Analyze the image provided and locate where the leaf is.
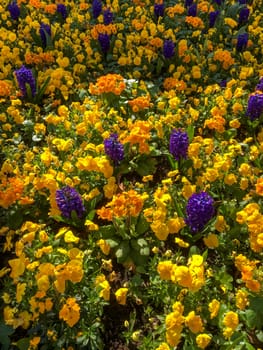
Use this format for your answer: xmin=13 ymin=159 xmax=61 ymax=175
xmin=136 ymin=156 xmax=157 ymax=176
xmin=136 ymin=213 xmax=150 ymax=235
xmin=115 ymin=241 xmax=130 ymax=263
xmin=0 ymin=323 xmax=14 ymax=350
xmin=105 ymin=238 xmax=119 ymax=248
xmin=16 ymin=338 xmax=30 ymax=350
xmin=244 ymin=309 xmax=257 ymax=328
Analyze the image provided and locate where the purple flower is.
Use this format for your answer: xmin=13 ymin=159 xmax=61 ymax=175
xmin=213 ymin=0 xmax=224 ymax=5
xmin=98 ymin=33 xmax=110 ymax=53
xmin=169 ymin=129 xmax=189 ymax=161
xmin=236 ymin=32 xmax=249 ymax=52
xmin=154 ymin=3 xmax=165 ymax=18
xmin=185 ymin=192 xmax=215 ymax=233
xmin=57 ymin=4 xmax=68 ymax=20
xmin=209 ymin=10 xmax=220 ymax=28
xmin=188 ymin=3 xmax=197 ymax=16
xmin=246 ymin=94 xmax=263 ymax=120
xmin=92 ymin=0 xmax=102 ymax=19
xmin=238 ymin=7 xmax=250 ymax=24
xmin=104 ymin=134 xmax=124 ymax=164
xmin=14 ymin=65 xmax=36 ymax=98
xmin=56 ymin=186 xmax=85 ymax=219
xmin=219 ymin=79 xmax=227 ymax=88
xmin=39 ymin=23 xmax=51 ymax=48
xmin=8 ymin=1 xmax=20 ymax=20
xmin=256 ymin=78 xmax=263 ymax=92
xmin=103 ymin=8 xmax=113 ymax=25
xmin=185 ymin=0 xmax=193 ymax=7
xmin=163 ymin=39 xmax=175 ymax=59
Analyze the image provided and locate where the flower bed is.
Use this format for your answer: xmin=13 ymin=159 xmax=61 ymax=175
xmin=0 ymin=0 xmax=263 ymax=349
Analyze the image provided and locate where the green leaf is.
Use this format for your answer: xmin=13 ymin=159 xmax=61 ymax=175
xmin=0 ymin=323 xmax=14 ymax=350
xmin=105 ymin=238 xmax=120 ymax=248
xmin=135 ymin=156 xmax=157 ymax=176
xmin=16 ymin=338 xmax=30 ymax=350
xmin=115 ymin=241 xmax=130 ymax=263
xmin=136 ymin=213 xmax=150 ymax=235
xmin=244 ymin=309 xmax=258 ymax=328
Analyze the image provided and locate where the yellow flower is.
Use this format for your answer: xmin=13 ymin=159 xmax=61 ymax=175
xmin=255 ymin=178 xmax=263 ymax=196
xmin=208 ymin=299 xmax=220 ymax=319
xmin=185 ymin=311 xmax=204 ymax=333
xmin=98 ymin=280 xmax=111 ymax=301
xmin=203 ymin=233 xmax=219 ymax=248
xmin=236 ymin=290 xmax=249 ymax=310
xmin=97 ymin=239 xmax=111 ymax=255
xmin=84 ymin=220 xmax=99 ymax=231
xmin=156 ymin=342 xmax=170 ymax=350
xmin=59 ymin=298 xmax=80 ymax=327
xmin=157 ymin=261 xmax=174 ymax=280
xmin=115 ymin=287 xmax=128 ymax=305
xmin=9 ymin=256 xmax=25 ymax=280
xmin=37 ymin=275 xmax=50 ymax=292
xmin=29 ymin=336 xmax=41 ymax=349
xmin=16 ymin=283 xmax=27 ymax=303
xmin=64 ymin=230 xmax=80 ymax=244
xmin=222 ymin=311 xmax=239 ymax=339
xmin=196 ymin=333 xmax=212 ymax=349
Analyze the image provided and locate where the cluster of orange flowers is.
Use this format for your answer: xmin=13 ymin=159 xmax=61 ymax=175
xmin=97 ymin=189 xmax=148 ymax=221
xmin=128 ymin=95 xmax=152 ymax=112
xmin=25 ymin=52 xmax=55 ymax=66
xmin=89 ymin=74 xmax=126 ymax=96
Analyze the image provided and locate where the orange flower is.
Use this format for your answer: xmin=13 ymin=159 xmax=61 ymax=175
xmin=89 ymin=74 xmax=126 ymax=95
xmin=128 ymin=95 xmax=152 ymax=112
xmin=0 ymin=177 xmax=24 ymax=209
xmin=255 ymin=178 xmax=263 ymax=196
xmin=59 ymin=298 xmax=80 ymax=327
xmin=163 ymin=78 xmax=187 ymax=91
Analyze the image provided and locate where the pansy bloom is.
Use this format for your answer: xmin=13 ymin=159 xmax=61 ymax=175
xmin=185 ymin=192 xmax=215 ymax=233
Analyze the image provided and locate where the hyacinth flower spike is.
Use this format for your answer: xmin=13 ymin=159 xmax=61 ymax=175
xmin=56 ymin=186 xmax=85 ymax=220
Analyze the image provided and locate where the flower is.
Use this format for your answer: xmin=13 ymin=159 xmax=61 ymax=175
xmin=185 ymin=311 xmax=204 ymax=333
xmin=187 ymin=3 xmax=197 ymax=16
xmin=209 ymin=10 xmax=220 ymax=28
xmin=196 ymin=334 xmax=212 ymax=349
xmin=115 ymin=287 xmax=128 ymax=305
xmin=57 ymin=4 xmax=68 ymax=20
xmin=185 ymin=192 xmax=215 ymax=233
xmin=238 ymin=7 xmax=249 ymax=24
xmin=92 ymin=0 xmax=102 ymax=19
xmin=103 ymin=8 xmax=113 ymax=25
xmin=39 ymin=23 xmax=51 ymax=48
xmin=8 ymin=1 xmax=20 ymax=20
xmin=55 ymin=186 xmax=85 ymax=219
xmin=256 ymin=78 xmax=263 ymax=92
xmin=59 ymin=297 xmax=80 ymax=327
xmin=98 ymin=33 xmax=111 ymax=53
xmin=236 ymin=33 xmax=249 ymax=52
xmin=163 ymin=40 xmax=175 ymax=59
xmin=14 ymin=66 xmax=36 ymax=98
xmin=222 ymin=311 xmax=239 ymax=339
xmin=154 ymin=3 xmax=165 ymax=18
xmin=169 ymin=129 xmax=189 ymax=161
xmin=246 ymin=94 xmax=263 ymax=120
xmin=104 ymin=133 xmax=124 ymax=164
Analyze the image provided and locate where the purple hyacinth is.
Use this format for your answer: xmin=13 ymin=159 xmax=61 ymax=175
xmin=39 ymin=23 xmax=51 ymax=48
xmin=56 ymin=186 xmax=85 ymax=219
xmin=169 ymin=129 xmax=189 ymax=161
xmin=256 ymin=78 xmax=263 ymax=92
xmin=104 ymin=134 xmax=124 ymax=164
xmin=103 ymin=8 xmax=113 ymax=25
xmin=98 ymin=33 xmax=110 ymax=53
xmin=188 ymin=3 xmax=197 ymax=16
xmin=92 ymin=0 xmax=102 ymax=19
xmin=185 ymin=0 xmax=193 ymax=7
xmin=236 ymin=33 xmax=249 ymax=52
xmin=14 ymin=65 xmax=36 ymax=98
xmin=246 ymin=94 xmax=263 ymax=120
xmin=163 ymin=39 xmax=175 ymax=59
xmin=57 ymin=4 xmax=68 ymax=20
xmin=209 ymin=10 xmax=220 ymax=28
xmin=8 ymin=1 xmax=20 ymax=20
xmin=238 ymin=7 xmax=250 ymax=24
xmin=154 ymin=3 xmax=165 ymax=18
xmin=185 ymin=192 xmax=215 ymax=233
